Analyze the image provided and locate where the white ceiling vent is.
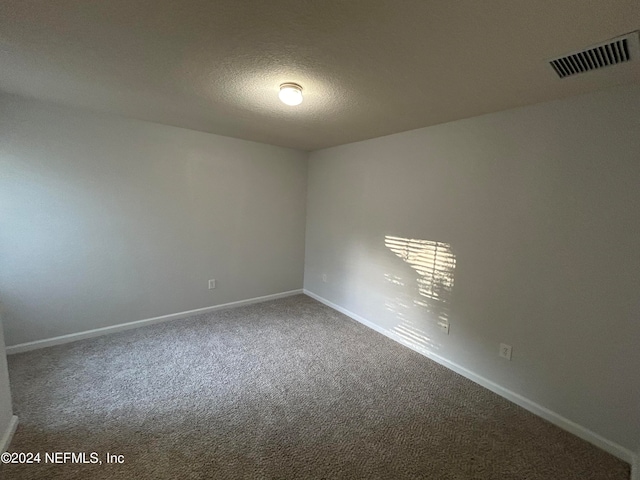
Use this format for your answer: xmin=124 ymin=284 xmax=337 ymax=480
xmin=549 ymin=31 xmax=640 ymax=78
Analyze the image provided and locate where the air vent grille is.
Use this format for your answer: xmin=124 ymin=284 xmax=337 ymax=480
xmin=549 ymin=33 xmax=638 ymax=78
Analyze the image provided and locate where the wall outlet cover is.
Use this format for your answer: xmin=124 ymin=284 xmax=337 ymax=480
xmin=499 ymin=343 xmax=512 ymax=360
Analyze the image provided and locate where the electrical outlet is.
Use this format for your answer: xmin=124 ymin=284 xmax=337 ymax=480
xmin=322 ymin=274 xmax=328 ymax=283
xmin=437 ymin=321 xmax=450 ymax=335
xmin=208 ymin=279 xmax=216 ymax=290
xmin=499 ymin=343 xmax=512 ymax=360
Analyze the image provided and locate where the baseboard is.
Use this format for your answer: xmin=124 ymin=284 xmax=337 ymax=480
xmin=303 ymin=289 xmax=635 ymax=465
xmin=632 ymin=453 xmax=640 ymax=480
xmin=7 ymin=289 xmax=303 ymax=355
xmin=0 ymin=415 xmax=18 ymax=453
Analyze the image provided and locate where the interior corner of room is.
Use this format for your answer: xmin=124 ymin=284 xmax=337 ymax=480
xmin=0 ymin=1 xmax=639 ymax=478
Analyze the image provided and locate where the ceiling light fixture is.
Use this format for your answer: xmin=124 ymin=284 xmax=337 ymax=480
xmin=278 ymin=83 xmax=303 ymax=106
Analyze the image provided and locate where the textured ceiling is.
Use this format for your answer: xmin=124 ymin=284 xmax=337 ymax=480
xmin=1 ymin=0 xmax=639 ymax=151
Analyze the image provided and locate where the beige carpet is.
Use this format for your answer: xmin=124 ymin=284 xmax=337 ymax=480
xmin=1 ymin=295 xmax=630 ymax=479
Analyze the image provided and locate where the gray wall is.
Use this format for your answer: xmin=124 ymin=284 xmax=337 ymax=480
xmin=304 ymin=84 xmax=640 ymax=452
xmin=0 ymin=94 xmax=308 ymax=346
xmin=0 ymin=313 xmax=13 ymax=448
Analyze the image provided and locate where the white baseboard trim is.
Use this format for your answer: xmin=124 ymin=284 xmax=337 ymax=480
xmin=303 ymin=289 xmax=635 ymax=465
xmin=7 ymin=289 xmax=303 ymax=355
xmin=0 ymin=415 xmax=18 ymax=453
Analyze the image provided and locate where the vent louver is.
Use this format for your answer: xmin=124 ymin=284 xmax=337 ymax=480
xmin=549 ymin=32 xmax=639 ymax=78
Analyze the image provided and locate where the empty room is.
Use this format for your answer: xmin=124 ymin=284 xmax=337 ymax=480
xmin=1 ymin=1 xmax=639 ymax=479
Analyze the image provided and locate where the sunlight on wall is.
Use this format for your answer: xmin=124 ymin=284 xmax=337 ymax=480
xmin=383 ymin=236 xmax=457 ymax=352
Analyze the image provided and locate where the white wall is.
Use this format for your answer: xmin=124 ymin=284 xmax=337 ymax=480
xmin=304 ymin=84 xmax=640 ymax=454
xmin=0 ymin=94 xmax=308 ymax=346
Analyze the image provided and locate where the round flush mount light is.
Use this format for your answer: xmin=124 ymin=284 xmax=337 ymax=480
xmin=278 ymin=82 xmax=303 ymax=106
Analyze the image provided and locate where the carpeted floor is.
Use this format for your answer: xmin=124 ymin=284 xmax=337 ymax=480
xmin=1 ymin=295 xmax=630 ymax=479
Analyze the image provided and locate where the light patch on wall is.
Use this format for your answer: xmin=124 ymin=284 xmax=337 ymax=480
xmin=384 ymin=236 xmax=456 ymax=350
xmin=383 ymin=273 xmax=404 ymax=286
